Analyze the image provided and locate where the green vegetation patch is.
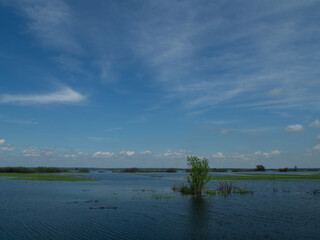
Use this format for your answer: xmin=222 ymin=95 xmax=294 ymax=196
xmin=0 ymin=173 xmax=94 ymax=181
xmin=0 ymin=166 xmax=69 ymax=173
xmin=209 ymin=174 xmax=320 ymax=180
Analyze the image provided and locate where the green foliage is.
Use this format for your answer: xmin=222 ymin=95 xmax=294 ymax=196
xmin=255 ymin=165 xmax=266 ymax=171
xmin=186 ymin=155 xmax=210 ymax=196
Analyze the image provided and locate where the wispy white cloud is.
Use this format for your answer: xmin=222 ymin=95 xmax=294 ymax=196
xmin=22 ymin=146 xmax=40 ymax=157
xmin=131 ymin=0 xmax=320 ymax=113
xmin=106 ymin=127 xmax=122 ymax=132
xmin=54 ymin=54 xmax=84 ymax=72
xmin=268 ymin=88 xmax=282 ymax=96
xmin=0 ymin=146 xmax=15 ymax=152
xmin=220 ymin=129 xmax=229 ymax=135
xmin=140 ymin=150 xmax=152 ymax=154
xmin=212 ymin=152 xmax=225 ymax=158
xmin=96 ymin=60 xmax=118 ymax=84
xmin=158 ymin=150 xmax=189 ymax=159
xmin=271 ymin=150 xmax=281 ymax=155
xmin=88 ymin=136 xmax=112 ymax=141
xmin=119 ymin=151 xmax=135 ymax=156
xmin=285 ymin=124 xmax=304 ymax=133
xmin=309 ymin=119 xmax=320 ymax=128
xmin=13 ymin=0 xmax=82 ymax=54
xmin=92 ymin=151 xmax=114 ymax=158
xmin=0 ymin=87 xmax=86 ymax=105
xmin=255 ymin=149 xmax=281 ymax=158
xmin=4 ymin=119 xmax=38 ymax=125
xmin=317 ymin=135 xmax=320 ymax=140
xmin=0 ymin=139 xmax=5 ymax=145
xmin=313 ymin=144 xmax=320 ymax=150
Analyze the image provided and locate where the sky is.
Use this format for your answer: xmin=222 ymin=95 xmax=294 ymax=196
xmin=0 ymin=0 xmax=320 ymax=168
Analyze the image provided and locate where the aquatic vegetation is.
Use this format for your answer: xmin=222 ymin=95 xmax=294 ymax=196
xmin=0 ymin=173 xmax=94 ymax=181
xmin=172 ymin=184 xmax=192 ymax=194
xmin=232 ymin=189 xmax=253 ymax=194
xmin=206 ymin=189 xmax=217 ymax=195
xmin=308 ymin=188 xmax=320 ymax=194
xmin=206 ymin=180 xmax=253 ymax=195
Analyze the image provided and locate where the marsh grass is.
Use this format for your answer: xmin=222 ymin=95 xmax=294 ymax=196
xmin=0 ymin=173 xmax=94 ymax=181
xmin=206 ymin=179 xmax=253 ymax=195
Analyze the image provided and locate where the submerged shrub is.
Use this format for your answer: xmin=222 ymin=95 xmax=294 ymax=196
xmin=172 ymin=156 xmax=210 ymax=196
xmin=187 ymin=156 xmax=210 ymax=196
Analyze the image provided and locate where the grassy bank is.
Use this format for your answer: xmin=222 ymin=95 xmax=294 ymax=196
xmin=209 ymin=173 xmax=320 ymax=180
xmin=0 ymin=173 xmax=94 ymax=181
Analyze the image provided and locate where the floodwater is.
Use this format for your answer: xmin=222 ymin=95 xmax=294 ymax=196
xmin=0 ymin=171 xmax=319 ymax=239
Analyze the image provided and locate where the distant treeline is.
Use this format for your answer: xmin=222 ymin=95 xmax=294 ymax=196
xmin=114 ymin=168 xmax=177 ymax=173
xmin=0 ymin=167 xmax=69 ymax=173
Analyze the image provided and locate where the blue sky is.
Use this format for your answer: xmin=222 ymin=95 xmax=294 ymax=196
xmin=0 ymin=0 xmax=320 ymax=168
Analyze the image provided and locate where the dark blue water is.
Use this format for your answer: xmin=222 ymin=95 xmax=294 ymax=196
xmin=0 ymin=171 xmax=319 ymax=239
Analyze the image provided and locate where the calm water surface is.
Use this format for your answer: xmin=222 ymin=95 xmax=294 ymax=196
xmin=0 ymin=171 xmax=319 ymax=239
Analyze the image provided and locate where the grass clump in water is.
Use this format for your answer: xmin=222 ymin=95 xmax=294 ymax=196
xmin=172 ymin=184 xmax=194 ymax=195
xmin=206 ymin=180 xmax=253 ymax=195
xmin=206 ymin=189 xmax=217 ymax=195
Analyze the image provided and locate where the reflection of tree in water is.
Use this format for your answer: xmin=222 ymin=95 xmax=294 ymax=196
xmin=189 ymin=196 xmax=210 ymax=239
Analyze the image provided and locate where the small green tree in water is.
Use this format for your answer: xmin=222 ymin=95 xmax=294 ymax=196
xmin=187 ymin=156 xmax=210 ymax=196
